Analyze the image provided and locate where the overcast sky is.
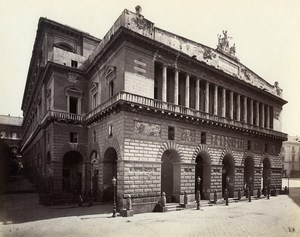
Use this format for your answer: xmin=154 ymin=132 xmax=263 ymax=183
xmin=0 ymin=0 xmax=299 ymax=136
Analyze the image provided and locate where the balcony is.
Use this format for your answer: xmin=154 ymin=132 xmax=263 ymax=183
xmin=42 ymin=110 xmax=83 ymax=124
xmin=85 ymin=91 xmax=287 ymax=140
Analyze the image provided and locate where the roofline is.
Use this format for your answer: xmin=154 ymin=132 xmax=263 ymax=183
xmin=21 ymin=17 xmax=101 ymax=111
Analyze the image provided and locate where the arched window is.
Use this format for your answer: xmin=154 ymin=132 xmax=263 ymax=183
xmin=54 ymin=42 xmax=75 ymax=53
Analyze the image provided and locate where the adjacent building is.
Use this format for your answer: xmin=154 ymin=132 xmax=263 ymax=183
xmin=282 ymin=136 xmax=300 ymax=177
xmin=0 ymin=114 xmax=23 ymax=191
xmin=21 ymin=6 xmax=287 ymax=212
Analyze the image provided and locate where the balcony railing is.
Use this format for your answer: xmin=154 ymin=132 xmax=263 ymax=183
xmin=85 ymin=91 xmax=287 ymax=139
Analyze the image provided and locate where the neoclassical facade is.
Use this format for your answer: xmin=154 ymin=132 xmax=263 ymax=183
xmin=21 ymin=7 xmax=287 ymax=212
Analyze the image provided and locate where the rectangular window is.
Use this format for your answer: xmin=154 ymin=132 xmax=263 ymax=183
xmin=0 ymin=131 xmax=5 ymax=138
xmin=12 ymin=132 xmax=17 ymax=139
xmin=93 ymin=131 xmax=96 ymax=142
xmin=71 ymin=60 xmax=78 ymax=68
xmin=70 ymin=132 xmax=78 ymax=143
xmin=168 ymin=126 xmax=175 ymax=140
xmin=292 ymin=154 xmax=295 ymax=162
xmin=108 ymin=125 xmax=113 ymax=137
xmin=109 ymin=81 xmax=114 ymax=98
xmin=92 ymin=92 xmax=98 ymax=109
xmin=69 ymin=96 xmax=78 ymax=114
xmin=247 ymin=140 xmax=251 ymax=150
xmin=265 ymin=143 xmax=268 ymax=153
xmin=201 ymin=132 xmax=206 ymax=144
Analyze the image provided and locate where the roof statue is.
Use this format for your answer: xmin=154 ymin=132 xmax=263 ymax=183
xmin=217 ymin=30 xmax=237 ymax=59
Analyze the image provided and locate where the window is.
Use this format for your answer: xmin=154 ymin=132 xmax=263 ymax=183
xmin=93 ymin=131 xmax=96 ymax=142
xmin=0 ymin=131 xmax=6 ymax=138
xmin=109 ymin=81 xmax=114 ymax=98
xmin=70 ymin=133 xmax=78 ymax=143
xmin=292 ymin=146 xmax=295 ymax=153
xmin=265 ymin=143 xmax=268 ymax=153
xmin=282 ymin=155 xmax=285 ymax=162
xmin=201 ymin=132 xmax=206 ymax=144
xmin=69 ymin=96 xmax=78 ymax=114
xmin=247 ymin=140 xmax=252 ymax=150
xmin=292 ymin=154 xmax=295 ymax=162
xmin=168 ymin=126 xmax=175 ymax=140
xmin=92 ymin=92 xmax=98 ymax=109
xmin=108 ymin=125 xmax=113 ymax=137
xmin=71 ymin=60 xmax=78 ymax=68
xmin=12 ymin=132 xmax=17 ymax=139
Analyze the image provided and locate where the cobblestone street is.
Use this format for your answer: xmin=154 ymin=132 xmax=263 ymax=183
xmin=1 ymin=184 xmax=299 ymax=237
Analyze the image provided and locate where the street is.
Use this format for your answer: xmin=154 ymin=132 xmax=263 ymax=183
xmin=0 ymin=179 xmax=299 ymax=237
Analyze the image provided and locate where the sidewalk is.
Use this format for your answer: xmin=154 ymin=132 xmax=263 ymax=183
xmin=1 ymin=189 xmax=299 ymax=237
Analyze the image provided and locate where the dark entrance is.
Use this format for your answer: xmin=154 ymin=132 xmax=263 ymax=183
xmin=262 ymin=158 xmax=271 ymax=193
xmin=244 ymin=156 xmax=254 ymax=194
xmin=103 ymin=147 xmax=117 ymax=202
xmin=62 ymin=151 xmax=83 ymax=195
xmin=222 ymin=155 xmax=235 ymax=198
xmin=161 ymin=150 xmax=180 ymax=203
xmin=195 ymin=153 xmax=211 ymax=200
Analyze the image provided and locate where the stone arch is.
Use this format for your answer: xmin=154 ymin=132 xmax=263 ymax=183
xmin=102 ymin=137 xmax=122 ymax=161
xmin=220 ymin=148 xmax=235 ymax=198
xmin=192 ymin=144 xmax=212 ymax=163
xmin=259 ymin=154 xmax=272 ymax=168
xmin=160 ymin=148 xmax=181 ymax=203
xmin=59 ymin=143 xmax=86 ymax=162
xmin=241 ymin=150 xmax=254 ymax=166
xmin=219 ymin=147 xmax=236 ymax=165
xmin=193 ymin=144 xmax=212 ymax=200
xmin=158 ymin=141 xmax=184 ymax=162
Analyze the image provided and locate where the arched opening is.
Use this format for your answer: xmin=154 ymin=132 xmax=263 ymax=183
xmin=62 ymin=151 xmax=83 ymax=195
xmin=195 ymin=153 xmax=211 ymax=200
xmin=222 ymin=155 xmax=235 ymax=198
xmin=161 ymin=149 xmax=181 ymax=203
xmin=262 ymin=157 xmax=271 ymax=194
xmin=90 ymin=151 xmax=99 ymax=201
xmin=103 ymin=147 xmax=117 ymax=202
xmin=244 ymin=156 xmax=254 ymax=195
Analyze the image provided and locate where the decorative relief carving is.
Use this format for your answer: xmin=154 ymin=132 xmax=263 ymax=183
xmin=134 ymin=121 xmax=161 ymax=137
xmin=203 ymin=48 xmax=216 ymax=60
xmin=181 ymin=129 xmax=194 ymax=142
xmin=129 ymin=167 xmax=157 ymax=172
xmin=68 ymin=72 xmax=80 ymax=83
xmin=212 ymin=134 xmax=244 ymax=149
xmin=184 ymin=168 xmax=193 ymax=172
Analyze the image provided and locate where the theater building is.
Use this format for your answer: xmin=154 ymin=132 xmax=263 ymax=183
xmin=21 ymin=6 xmax=287 ymax=212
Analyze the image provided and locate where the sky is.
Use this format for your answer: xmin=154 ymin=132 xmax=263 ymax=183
xmin=0 ymin=0 xmax=299 ymax=136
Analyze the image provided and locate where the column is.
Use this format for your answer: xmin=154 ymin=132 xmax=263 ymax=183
xmin=222 ymin=88 xmax=226 ymax=117
xmin=266 ymin=105 xmax=270 ymax=129
xmin=256 ymin=101 xmax=260 ymax=126
xmin=162 ymin=65 xmax=167 ymax=102
xmin=237 ymin=94 xmax=241 ymax=121
xmin=214 ymin=85 xmax=218 ymax=115
xmin=243 ymin=96 xmax=247 ymax=123
xmin=185 ymin=74 xmax=190 ymax=108
xmin=195 ymin=78 xmax=200 ymax=110
xmin=174 ymin=70 xmax=179 ymax=105
xmin=249 ymin=99 xmax=254 ymax=125
xmin=229 ymin=91 xmax=233 ymax=119
xmin=205 ymin=81 xmax=210 ymax=113
xmin=261 ymin=103 xmax=265 ymax=128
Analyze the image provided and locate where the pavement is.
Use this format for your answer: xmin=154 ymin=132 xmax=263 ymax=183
xmin=0 ymin=178 xmax=299 ymax=237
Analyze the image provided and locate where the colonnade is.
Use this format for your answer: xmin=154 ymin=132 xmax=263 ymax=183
xmin=158 ymin=64 xmax=273 ymax=129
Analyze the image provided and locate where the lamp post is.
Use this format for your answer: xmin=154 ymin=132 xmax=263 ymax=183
xmin=267 ymin=176 xmax=270 ymax=199
xmin=196 ymin=176 xmax=201 ymax=210
xmin=112 ymin=176 xmax=117 ymax=217
xmin=248 ymin=176 xmax=252 ymax=202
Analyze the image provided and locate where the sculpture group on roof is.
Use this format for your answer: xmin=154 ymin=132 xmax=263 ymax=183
xmin=217 ymin=30 xmax=236 ymax=57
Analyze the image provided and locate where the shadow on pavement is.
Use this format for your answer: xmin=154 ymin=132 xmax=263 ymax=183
xmin=288 ymin=187 xmax=300 ymax=207
xmin=0 ymin=193 xmax=113 ymax=224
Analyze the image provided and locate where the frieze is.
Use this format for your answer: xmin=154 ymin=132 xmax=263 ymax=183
xmin=211 ymin=134 xmax=244 ymax=149
xmin=253 ymin=142 xmax=264 ymax=152
xmin=134 ymin=121 xmax=161 ymax=137
xmin=129 ymin=167 xmax=157 ymax=172
xmin=181 ymin=129 xmax=194 ymax=142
